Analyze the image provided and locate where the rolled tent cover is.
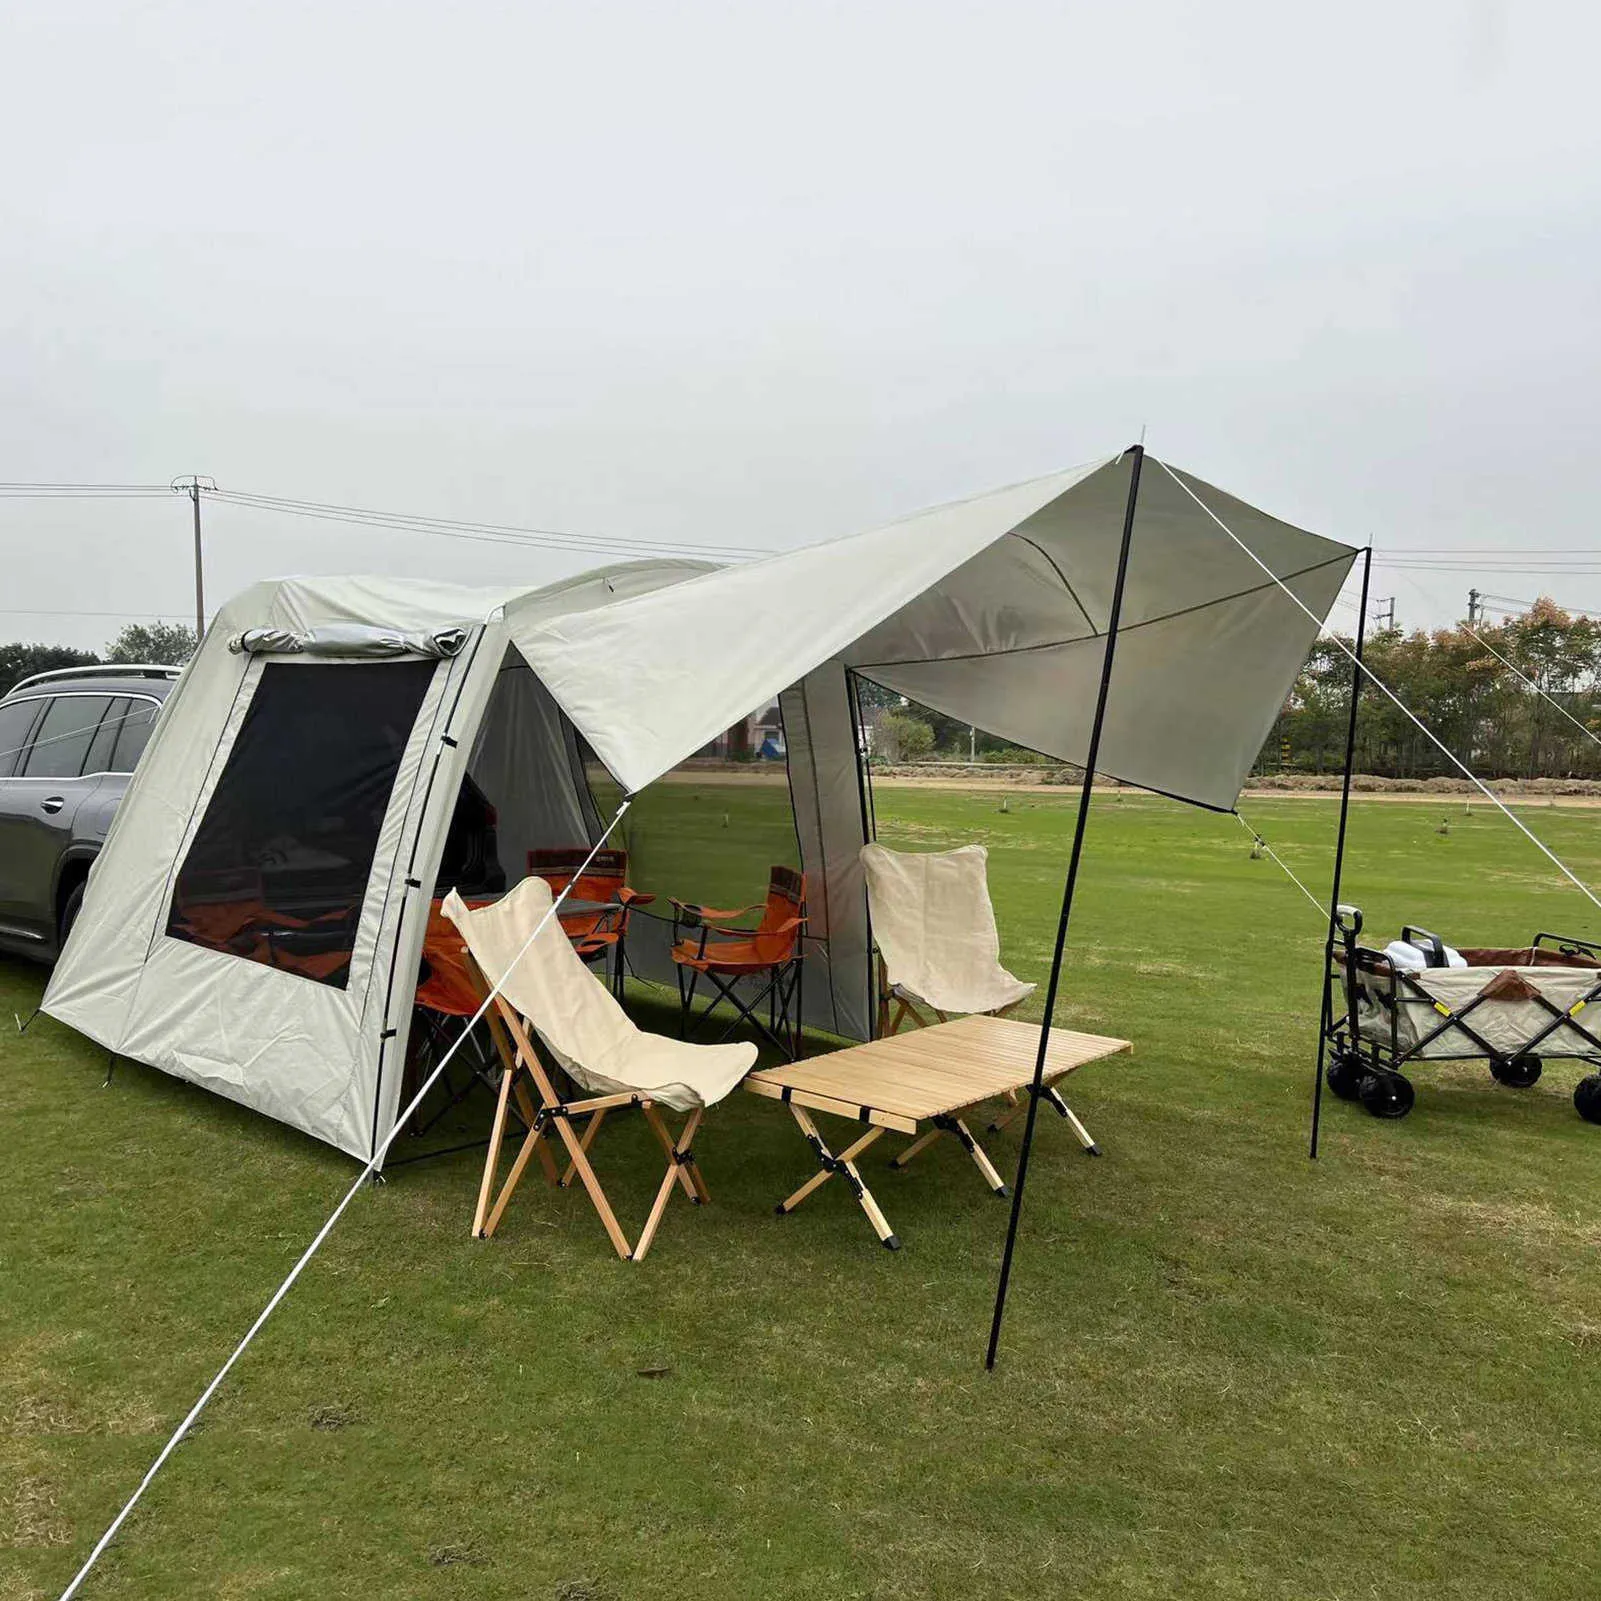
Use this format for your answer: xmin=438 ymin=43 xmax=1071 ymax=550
xmin=228 ymin=623 xmax=469 ymax=657
xmin=510 ymin=452 xmax=1358 ymax=812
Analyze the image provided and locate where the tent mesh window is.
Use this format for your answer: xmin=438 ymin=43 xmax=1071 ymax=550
xmin=580 ymin=731 xmax=801 ymax=913
xmin=166 ymin=660 xmax=437 ymax=988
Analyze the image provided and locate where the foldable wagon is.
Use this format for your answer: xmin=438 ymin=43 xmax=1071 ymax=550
xmin=1323 ymin=906 xmax=1601 ymax=1122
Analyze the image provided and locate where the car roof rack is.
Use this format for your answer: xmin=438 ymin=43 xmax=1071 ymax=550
xmin=7 ymin=663 xmax=185 ymax=695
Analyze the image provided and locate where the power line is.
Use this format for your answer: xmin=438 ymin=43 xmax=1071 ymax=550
xmin=0 ymin=607 xmax=183 ymax=619
xmin=207 ymin=487 xmax=771 ymax=563
xmin=0 ymin=479 xmax=773 ymax=563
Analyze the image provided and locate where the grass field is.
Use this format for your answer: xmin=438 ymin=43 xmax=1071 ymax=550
xmin=5 ymin=789 xmax=1601 ymax=1599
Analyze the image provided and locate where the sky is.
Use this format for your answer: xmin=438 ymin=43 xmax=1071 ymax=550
xmin=2 ymin=0 xmax=1598 ymax=652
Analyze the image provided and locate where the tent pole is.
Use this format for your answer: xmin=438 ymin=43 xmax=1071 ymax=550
xmin=845 ymin=671 xmax=880 ymax=1036
xmin=1310 ymin=544 xmax=1372 ymax=1159
xmin=985 ymin=443 xmax=1144 ymax=1371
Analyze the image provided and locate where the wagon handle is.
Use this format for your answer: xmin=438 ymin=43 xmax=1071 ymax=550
xmin=1334 ymin=904 xmax=1363 ymax=938
xmin=1400 ymin=925 xmax=1447 ymax=967
xmin=1532 ymin=930 xmax=1601 ymax=960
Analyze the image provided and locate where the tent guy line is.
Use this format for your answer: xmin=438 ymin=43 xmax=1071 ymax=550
xmin=55 ymin=801 xmax=633 ymax=1601
xmin=1232 ymin=809 xmax=1327 ymax=920
xmin=1152 ymin=456 xmax=1601 ymax=918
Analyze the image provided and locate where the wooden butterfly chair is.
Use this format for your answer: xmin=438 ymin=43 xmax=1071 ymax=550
xmin=528 ymin=846 xmax=654 ymax=999
xmin=444 ymin=877 xmax=754 ymax=1260
xmin=670 ymin=866 xmax=807 ymax=1060
xmin=860 ymin=841 xmax=1099 ymax=1156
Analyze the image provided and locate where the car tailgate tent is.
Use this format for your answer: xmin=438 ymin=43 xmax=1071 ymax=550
xmin=44 ymin=450 xmax=1355 ymax=1163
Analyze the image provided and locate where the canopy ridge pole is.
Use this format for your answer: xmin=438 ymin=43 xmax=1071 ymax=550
xmin=985 ymin=443 xmax=1144 ymax=1371
xmin=1310 ymin=544 xmax=1371 ymax=1160
xmin=56 ymin=801 xmax=632 ymax=1601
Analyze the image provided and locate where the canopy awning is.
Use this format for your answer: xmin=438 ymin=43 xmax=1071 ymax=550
xmin=509 ymin=452 xmax=1356 ymax=810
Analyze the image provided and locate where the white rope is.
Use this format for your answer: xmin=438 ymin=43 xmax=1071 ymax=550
xmin=0 ymin=702 xmax=157 ymax=769
xmin=1463 ymin=623 xmax=1601 ymax=753
xmin=1384 ymin=564 xmax=1601 ymax=755
xmin=1233 ymin=808 xmax=1326 ymax=920
xmin=58 ymin=800 xmax=631 ymax=1601
xmin=1154 ymin=457 xmax=1601 ymax=918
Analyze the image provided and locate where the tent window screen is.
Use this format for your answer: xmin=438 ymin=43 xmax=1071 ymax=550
xmin=166 ymin=660 xmax=437 ymax=987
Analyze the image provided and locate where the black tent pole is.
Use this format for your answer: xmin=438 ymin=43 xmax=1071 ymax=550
xmin=985 ymin=443 xmax=1144 ymax=1371
xmin=1309 ymin=544 xmax=1372 ymax=1159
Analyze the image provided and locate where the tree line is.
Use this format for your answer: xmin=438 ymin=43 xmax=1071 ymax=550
xmin=0 ymin=622 xmax=198 ymax=698
xmin=863 ymin=597 xmax=1601 ymax=780
xmin=1262 ymin=598 xmax=1601 ymax=780
xmin=8 ymin=602 xmax=1599 ymax=782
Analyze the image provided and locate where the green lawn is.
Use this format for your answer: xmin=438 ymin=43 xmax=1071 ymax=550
xmin=5 ymin=790 xmax=1601 ymax=1600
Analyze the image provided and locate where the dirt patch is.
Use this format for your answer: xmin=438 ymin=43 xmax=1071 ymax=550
xmin=0 ymin=1477 xmax=70 ymax=1548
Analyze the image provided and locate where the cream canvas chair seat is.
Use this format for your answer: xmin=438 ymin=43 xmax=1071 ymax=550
xmin=861 ymin=842 xmax=1034 ymax=1027
xmin=444 ymin=876 xmax=755 ymax=1260
xmin=860 ymin=842 xmax=1099 ymax=1155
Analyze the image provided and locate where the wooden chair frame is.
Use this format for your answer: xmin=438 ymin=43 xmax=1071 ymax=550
xmin=463 ymin=952 xmax=710 ymax=1262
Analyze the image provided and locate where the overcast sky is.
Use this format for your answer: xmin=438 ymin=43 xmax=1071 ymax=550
xmin=2 ymin=0 xmax=1597 ymax=651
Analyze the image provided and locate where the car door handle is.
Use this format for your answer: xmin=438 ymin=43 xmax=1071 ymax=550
xmin=40 ymin=795 xmax=65 ymax=815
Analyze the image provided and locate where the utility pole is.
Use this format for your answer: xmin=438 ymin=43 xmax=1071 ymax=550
xmin=1467 ymin=588 xmax=1481 ymax=626
xmin=1372 ymin=597 xmax=1396 ymax=631
xmin=171 ymin=475 xmax=217 ymax=642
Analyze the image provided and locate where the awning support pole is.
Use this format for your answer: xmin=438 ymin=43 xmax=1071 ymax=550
xmin=1310 ymin=544 xmax=1372 ymax=1159
xmin=985 ymin=442 xmax=1144 ymax=1371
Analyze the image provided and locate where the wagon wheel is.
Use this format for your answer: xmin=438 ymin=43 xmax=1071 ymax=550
xmin=1574 ymin=1075 xmax=1601 ymax=1125
xmin=1358 ymin=1070 xmax=1415 ymax=1119
xmin=1325 ymin=1052 xmax=1366 ymax=1102
xmin=1490 ymin=1053 xmax=1542 ymax=1089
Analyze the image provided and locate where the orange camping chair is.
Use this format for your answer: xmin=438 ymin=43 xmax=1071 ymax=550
xmin=528 ymin=846 xmax=654 ymax=999
xmin=670 ymin=866 xmax=807 ymax=1059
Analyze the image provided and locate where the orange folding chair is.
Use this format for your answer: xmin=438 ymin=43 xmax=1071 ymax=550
xmin=528 ymin=846 xmax=654 ymax=999
xmin=670 ymin=866 xmax=807 ymax=1059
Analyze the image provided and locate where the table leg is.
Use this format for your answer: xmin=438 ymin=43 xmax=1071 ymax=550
xmin=777 ymin=1107 xmax=899 ymax=1249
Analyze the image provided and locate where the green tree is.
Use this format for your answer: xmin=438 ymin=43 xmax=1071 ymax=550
xmin=105 ymin=621 xmax=197 ymax=666
xmin=0 ymin=642 xmax=100 ymax=698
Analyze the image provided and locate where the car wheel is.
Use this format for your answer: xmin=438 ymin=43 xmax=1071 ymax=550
xmin=58 ymin=881 xmax=86 ymax=951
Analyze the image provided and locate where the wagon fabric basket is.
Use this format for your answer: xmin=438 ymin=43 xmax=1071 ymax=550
xmin=1325 ymin=906 xmax=1601 ymax=1122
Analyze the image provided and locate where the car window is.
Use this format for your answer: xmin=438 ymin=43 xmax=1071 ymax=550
xmin=22 ymin=695 xmax=114 ymax=779
xmin=84 ymin=697 xmax=129 ymax=775
xmin=0 ymin=698 xmax=43 ymax=779
xmin=110 ymin=698 xmax=160 ymax=773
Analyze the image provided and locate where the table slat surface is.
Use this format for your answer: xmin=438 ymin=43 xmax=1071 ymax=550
xmin=746 ymin=1014 xmax=1129 ymax=1123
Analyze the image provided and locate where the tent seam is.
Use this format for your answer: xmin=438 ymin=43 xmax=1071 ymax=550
xmin=849 ymin=551 xmax=1354 ymax=672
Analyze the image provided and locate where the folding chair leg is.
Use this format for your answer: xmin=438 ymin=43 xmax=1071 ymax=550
xmin=513 ymin=1077 xmax=559 ymax=1185
xmin=472 ymin=1054 xmax=519 ymax=1238
xmin=643 ymin=1104 xmax=709 ymax=1203
xmin=777 ymin=1107 xmax=899 ymax=1249
xmin=482 ymin=1112 xmax=561 ymax=1240
xmin=634 ymin=1108 xmax=704 ymax=1263
xmin=547 ymin=1114 xmax=635 ymax=1260
xmin=559 ymin=1106 xmax=610 ymax=1189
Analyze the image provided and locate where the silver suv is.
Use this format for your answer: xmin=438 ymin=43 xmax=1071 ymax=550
xmin=0 ymin=664 xmax=178 ymax=960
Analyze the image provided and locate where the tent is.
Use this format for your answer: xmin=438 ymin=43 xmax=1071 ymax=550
xmin=43 ymin=449 xmax=1357 ymax=1164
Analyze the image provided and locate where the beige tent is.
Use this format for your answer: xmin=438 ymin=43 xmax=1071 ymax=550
xmin=44 ymin=449 xmax=1356 ymax=1162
